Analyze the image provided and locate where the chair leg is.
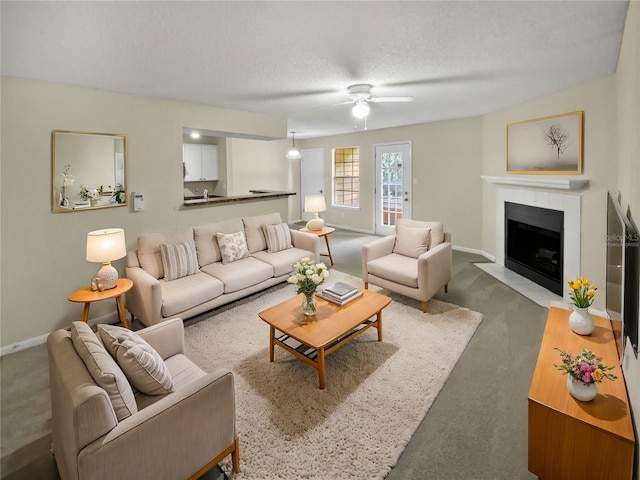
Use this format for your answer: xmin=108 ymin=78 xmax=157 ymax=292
xmin=364 ymin=282 xmax=369 ymax=290
xmin=444 ymin=283 xmax=449 ymax=293
xmin=421 ymin=301 xmax=427 ymax=313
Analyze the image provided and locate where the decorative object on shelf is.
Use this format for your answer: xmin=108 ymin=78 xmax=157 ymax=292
xmin=304 ymin=195 xmax=327 ymax=231
xmin=567 ymin=276 xmax=597 ymax=335
xmin=285 ymin=131 xmax=302 ymax=160
xmin=287 ymin=257 xmax=329 ymax=316
xmin=554 ymin=347 xmax=617 ymax=402
xmin=110 ymin=183 xmax=126 ymax=204
xmin=58 ymin=164 xmax=75 ymax=208
xmin=86 ymin=228 xmax=127 ymax=290
xmin=87 ymin=188 xmax=101 ymax=207
xmin=506 ymin=110 xmax=583 ymax=174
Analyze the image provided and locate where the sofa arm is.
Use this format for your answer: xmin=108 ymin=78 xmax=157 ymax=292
xmin=137 ymin=317 xmax=185 ymax=359
xmin=417 ymin=241 xmax=452 ymax=297
xmin=77 ymin=369 xmax=236 ymax=480
xmin=125 ymin=263 xmax=163 ymax=327
xmin=290 ymin=229 xmax=321 ymax=262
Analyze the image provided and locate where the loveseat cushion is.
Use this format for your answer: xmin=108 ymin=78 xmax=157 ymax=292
xmin=200 ymin=256 xmax=273 ymax=293
xmin=367 ymin=253 xmax=419 ymax=288
xmin=216 ymin=231 xmax=250 ymax=264
xmin=262 ymin=223 xmax=293 ymax=253
xmin=243 ymin=213 xmax=283 ymax=253
xmin=193 ymin=218 xmax=245 ymax=267
xmin=98 ymin=325 xmax=174 ymax=395
xmin=252 ymin=247 xmax=312 ymax=277
xmin=70 ymin=322 xmax=138 ymax=421
xmin=160 ymin=240 xmax=199 ymax=281
xmin=393 ymin=223 xmax=431 ymax=259
xmin=160 ymin=272 xmax=225 ymax=318
xmin=138 ymin=228 xmax=194 ymax=279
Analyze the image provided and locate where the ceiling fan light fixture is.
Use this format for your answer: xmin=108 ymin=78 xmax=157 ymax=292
xmin=285 ymin=132 xmax=302 ymax=160
xmin=352 ymin=100 xmax=370 ymax=119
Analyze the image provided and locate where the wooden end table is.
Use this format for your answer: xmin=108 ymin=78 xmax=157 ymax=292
xmin=67 ymin=278 xmax=133 ymax=329
xmin=300 ymin=226 xmax=336 ymax=265
xmin=258 ymin=289 xmax=391 ymax=389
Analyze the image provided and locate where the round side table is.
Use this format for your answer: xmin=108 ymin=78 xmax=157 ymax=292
xmin=67 ymin=278 xmax=133 ymax=329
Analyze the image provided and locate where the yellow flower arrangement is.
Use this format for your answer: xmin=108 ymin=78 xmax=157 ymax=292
xmin=568 ymin=276 xmax=597 ymax=308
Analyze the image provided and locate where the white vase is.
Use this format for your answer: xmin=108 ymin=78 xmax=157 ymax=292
xmin=566 ymin=375 xmax=598 ymax=402
xmin=568 ymin=306 xmax=594 ymax=335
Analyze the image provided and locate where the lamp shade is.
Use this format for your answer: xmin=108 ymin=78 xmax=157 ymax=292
xmin=304 ymin=195 xmax=327 ymax=213
xmin=86 ymin=228 xmax=126 ymax=263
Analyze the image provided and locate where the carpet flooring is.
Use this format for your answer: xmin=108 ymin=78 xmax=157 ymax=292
xmin=184 ymin=270 xmax=483 ymax=479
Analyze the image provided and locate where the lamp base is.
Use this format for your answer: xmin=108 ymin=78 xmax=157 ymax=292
xmin=96 ymin=263 xmax=119 ymax=290
xmin=306 ymin=217 xmax=325 ymax=231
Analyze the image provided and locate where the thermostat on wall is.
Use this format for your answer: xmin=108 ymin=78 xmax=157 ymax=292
xmin=133 ymin=193 xmax=144 ymax=211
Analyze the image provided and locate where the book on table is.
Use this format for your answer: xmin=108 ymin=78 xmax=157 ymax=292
xmin=317 ymin=282 xmax=362 ymax=305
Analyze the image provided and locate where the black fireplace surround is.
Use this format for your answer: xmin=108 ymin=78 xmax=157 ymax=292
xmin=505 ymin=202 xmax=564 ymax=296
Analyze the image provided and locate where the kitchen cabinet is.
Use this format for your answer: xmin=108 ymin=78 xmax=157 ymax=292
xmin=183 ymin=144 xmax=218 ymax=181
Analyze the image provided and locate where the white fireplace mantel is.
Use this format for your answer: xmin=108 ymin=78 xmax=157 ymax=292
xmin=481 ymin=175 xmax=589 ymax=190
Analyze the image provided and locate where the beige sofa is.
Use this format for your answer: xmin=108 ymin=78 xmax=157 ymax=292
xmin=126 ymin=213 xmax=319 ymax=326
xmin=47 ymin=318 xmax=239 ymax=480
xmin=362 ymin=219 xmax=452 ymax=312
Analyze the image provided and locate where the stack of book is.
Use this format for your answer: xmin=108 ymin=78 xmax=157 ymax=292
xmin=317 ymin=281 xmax=363 ymax=306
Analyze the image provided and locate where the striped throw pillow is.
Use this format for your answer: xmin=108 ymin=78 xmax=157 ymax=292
xmin=262 ymin=223 xmax=293 ymax=253
xmin=159 ymin=240 xmax=199 ymax=281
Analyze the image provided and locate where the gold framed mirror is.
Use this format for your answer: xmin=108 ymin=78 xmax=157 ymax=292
xmin=52 ymin=130 xmax=127 ymax=213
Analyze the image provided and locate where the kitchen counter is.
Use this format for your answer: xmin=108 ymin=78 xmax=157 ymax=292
xmin=183 ymin=190 xmax=295 ymax=207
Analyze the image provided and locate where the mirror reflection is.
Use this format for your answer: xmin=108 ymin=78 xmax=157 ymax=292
xmin=52 ymin=130 xmax=127 ymax=212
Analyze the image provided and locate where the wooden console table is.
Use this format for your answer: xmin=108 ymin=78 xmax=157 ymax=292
xmin=528 ymin=307 xmax=634 ymax=479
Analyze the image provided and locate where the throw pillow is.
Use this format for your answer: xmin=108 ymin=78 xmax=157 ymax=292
xmin=98 ymin=324 xmax=174 ymax=396
xmin=262 ymin=223 xmax=293 ymax=253
xmin=393 ymin=224 xmax=431 ymax=259
xmin=159 ymin=240 xmax=199 ymax=281
xmin=216 ymin=231 xmax=249 ymax=264
xmin=70 ymin=322 xmax=138 ymax=420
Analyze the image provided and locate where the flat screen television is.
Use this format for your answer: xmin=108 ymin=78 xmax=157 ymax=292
xmin=605 ymin=192 xmax=639 ymax=358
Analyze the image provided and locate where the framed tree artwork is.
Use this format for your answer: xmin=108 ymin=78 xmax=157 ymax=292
xmin=506 ymin=111 xmax=583 ymax=174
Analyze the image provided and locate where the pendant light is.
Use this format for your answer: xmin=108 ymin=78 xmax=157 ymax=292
xmin=285 ymin=132 xmax=302 ymax=160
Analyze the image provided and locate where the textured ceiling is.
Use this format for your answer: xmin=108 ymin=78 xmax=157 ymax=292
xmin=1 ymin=1 xmax=629 ymax=139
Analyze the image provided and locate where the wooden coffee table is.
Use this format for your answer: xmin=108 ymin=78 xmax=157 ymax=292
xmin=258 ymin=289 xmax=391 ymax=389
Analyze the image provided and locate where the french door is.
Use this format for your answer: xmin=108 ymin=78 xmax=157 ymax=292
xmin=374 ymin=142 xmax=412 ymax=236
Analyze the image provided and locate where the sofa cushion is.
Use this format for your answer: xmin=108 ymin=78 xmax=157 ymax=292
xmin=70 ymin=322 xmax=138 ymax=421
xmin=137 ymin=228 xmax=194 ymax=279
xmin=262 ymin=223 xmax=293 ymax=253
xmin=98 ymin=325 xmax=174 ymax=395
xmin=160 ymin=240 xmax=199 ymax=281
xmin=367 ymin=253 xmax=419 ymax=288
xmin=193 ymin=218 xmax=245 ymax=267
xmin=160 ymin=272 xmax=224 ymax=318
xmin=393 ymin=224 xmax=431 ymax=259
xmin=200 ymin=256 xmax=274 ymax=293
xmin=253 ymin=247 xmax=312 ymax=277
xmin=243 ymin=213 xmax=283 ymax=253
xmin=216 ymin=231 xmax=249 ymax=264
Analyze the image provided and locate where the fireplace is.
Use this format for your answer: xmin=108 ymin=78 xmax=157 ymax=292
xmin=505 ymin=202 xmax=564 ymax=296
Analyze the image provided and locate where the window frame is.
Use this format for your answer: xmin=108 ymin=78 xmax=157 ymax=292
xmin=332 ymin=146 xmax=361 ymax=209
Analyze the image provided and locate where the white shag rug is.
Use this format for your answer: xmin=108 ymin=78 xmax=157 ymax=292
xmin=183 ymin=270 xmax=483 ymax=480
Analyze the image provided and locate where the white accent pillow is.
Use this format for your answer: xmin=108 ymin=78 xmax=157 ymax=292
xmin=262 ymin=223 xmax=293 ymax=253
xmin=216 ymin=231 xmax=249 ymax=264
xmin=393 ymin=224 xmax=431 ymax=259
xmin=98 ymin=324 xmax=174 ymax=396
xmin=70 ymin=322 xmax=138 ymax=420
xmin=159 ymin=240 xmax=199 ymax=281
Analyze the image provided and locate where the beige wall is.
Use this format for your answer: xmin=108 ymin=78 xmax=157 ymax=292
xmin=299 ymin=116 xmax=484 ymax=249
xmin=0 ymin=77 xmax=290 ymax=347
xmin=615 ymin=0 xmax=640 ymax=468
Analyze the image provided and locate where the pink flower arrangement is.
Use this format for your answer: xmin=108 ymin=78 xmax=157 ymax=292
xmin=554 ymin=348 xmax=617 ymax=384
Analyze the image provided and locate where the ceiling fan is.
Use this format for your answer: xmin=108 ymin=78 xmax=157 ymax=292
xmin=342 ymin=84 xmax=414 ymax=120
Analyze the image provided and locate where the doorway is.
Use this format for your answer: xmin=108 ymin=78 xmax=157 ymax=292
xmin=300 ymin=148 xmax=324 ymax=222
xmin=374 ymin=142 xmax=412 ymax=236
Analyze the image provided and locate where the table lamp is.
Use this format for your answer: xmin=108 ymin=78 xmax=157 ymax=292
xmin=86 ymin=228 xmax=127 ymax=290
xmin=304 ymin=195 xmax=327 ymax=231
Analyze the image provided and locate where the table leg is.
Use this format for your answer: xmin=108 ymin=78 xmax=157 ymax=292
xmin=317 ymin=347 xmax=326 ymax=389
xmin=81 ymin=303 xmax=91 ymax=323
xmin=115 ymin=295 xmax=130 ymax=329
xmin=269 ymin=326 xmax=275 ymax=362
xmin=376 ymin=310 xmax=383 ymax=341
xmin=323 ymin=235 xmax=334 ymax=265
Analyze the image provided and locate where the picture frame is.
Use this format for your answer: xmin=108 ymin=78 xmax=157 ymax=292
xmin=506 ymin=110 xmax=583 ymax=174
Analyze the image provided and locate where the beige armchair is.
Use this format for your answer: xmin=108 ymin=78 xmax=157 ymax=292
xmin=362 ymin=219 xmax=452 ymax=313
xmin=47 ymin=318 xmax=239 ymax=480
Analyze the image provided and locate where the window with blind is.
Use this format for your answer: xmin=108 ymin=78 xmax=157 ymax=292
xmin=333 ymin=146 xmax=360 ymax=207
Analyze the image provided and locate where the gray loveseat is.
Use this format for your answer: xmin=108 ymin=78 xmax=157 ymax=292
xmin=126 ymin=213 xmax=319 ymax=326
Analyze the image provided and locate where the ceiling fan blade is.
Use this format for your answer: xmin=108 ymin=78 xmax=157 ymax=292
xmin=369 ymin=96 xmax=414 ymax=103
